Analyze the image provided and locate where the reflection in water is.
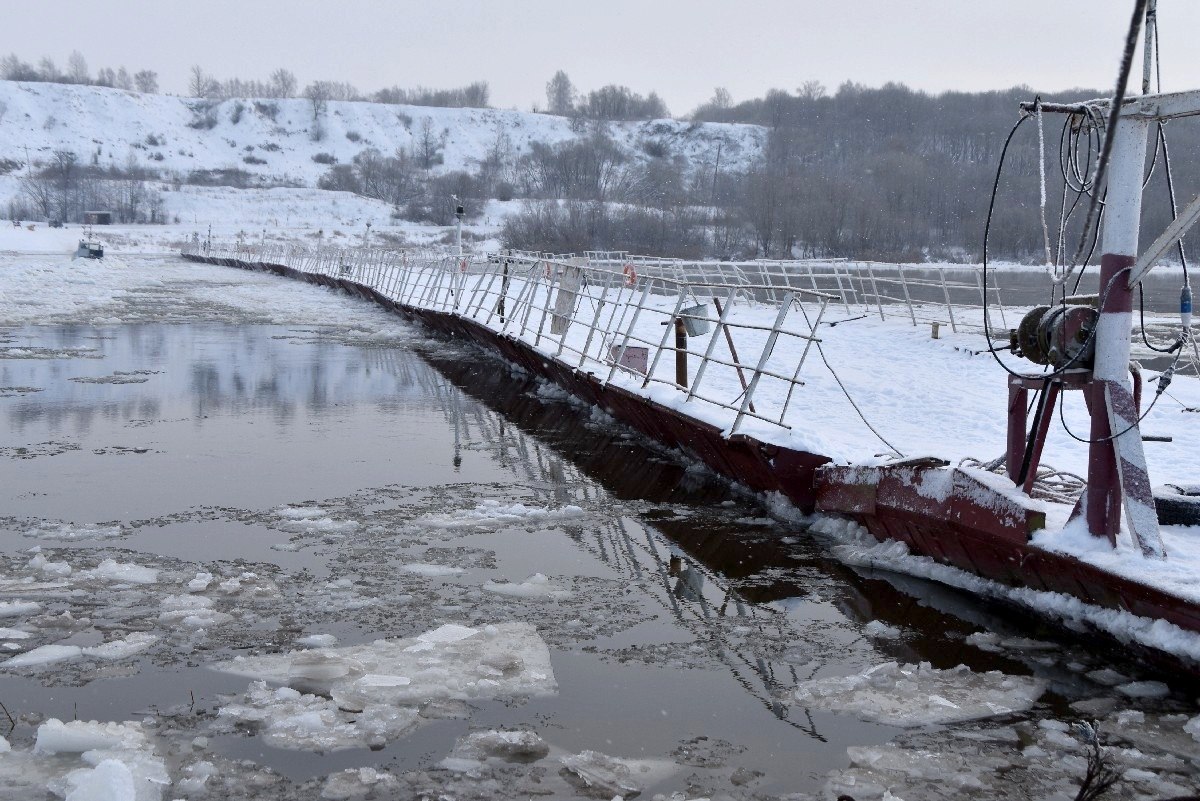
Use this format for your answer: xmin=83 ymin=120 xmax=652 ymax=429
xmin=417 ymin=339 xmax=1187 ymax=707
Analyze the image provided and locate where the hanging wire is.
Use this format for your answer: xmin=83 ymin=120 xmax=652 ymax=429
xmin=1067 ymin=0 xmax=1149 ymax=271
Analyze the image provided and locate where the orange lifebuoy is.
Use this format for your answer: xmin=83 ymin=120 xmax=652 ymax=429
xmin=622 ymin=263 xmax=637 ymax=287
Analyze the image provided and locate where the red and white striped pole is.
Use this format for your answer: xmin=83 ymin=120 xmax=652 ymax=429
xmin=1086 ymin=114 xmax=1165 ymax=557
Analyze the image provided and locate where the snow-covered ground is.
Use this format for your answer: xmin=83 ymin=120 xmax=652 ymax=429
xmin=0 ymin=81 xmax=763 ymax=186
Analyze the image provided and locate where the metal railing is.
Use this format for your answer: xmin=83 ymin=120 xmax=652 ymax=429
xmin=184 ymin=241 xmax=840 ymax=437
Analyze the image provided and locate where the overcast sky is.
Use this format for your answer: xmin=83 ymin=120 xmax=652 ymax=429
xmin=8 ymin=1 xmax=1200 ymax=112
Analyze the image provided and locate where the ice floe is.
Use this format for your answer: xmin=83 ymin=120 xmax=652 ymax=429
xmin=793 ymin=662 xmax=1047 ymax=727
xmin=421 ymin=499 xmax=586 ymax=530
xmin=212 ymin=622 xmax=556 ymax=751
xmin=559 ymin=749 xmax=677 ymax=798
xmin=482 ymin=573 xmax=572 ymax=601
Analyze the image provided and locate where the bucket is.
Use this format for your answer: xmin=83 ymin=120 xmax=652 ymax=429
xmin=678 ymin=303 xmax=711 ymax=337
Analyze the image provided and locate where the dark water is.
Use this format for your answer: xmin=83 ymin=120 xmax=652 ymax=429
xmin=0 ymin=320 xmax=1188 ymax=797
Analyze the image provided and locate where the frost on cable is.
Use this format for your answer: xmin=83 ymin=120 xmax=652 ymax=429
xmin=793 ymin=661 xmax=1047 ymax=727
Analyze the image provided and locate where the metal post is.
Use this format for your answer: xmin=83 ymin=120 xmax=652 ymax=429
xmin=578 ymin=281 xmax=612 ymax=368
xmin=606 ymin=281 xmax=653 ymax=385
xmin=688 ymin=288 xmax=737 ymax=403
xmin=674 ymin=318 xmax=688 ymax=389
xmin=730 ymin=292 xmax=794 ymax=434
xmin=643 ymin=290 xmax=688 ymax=388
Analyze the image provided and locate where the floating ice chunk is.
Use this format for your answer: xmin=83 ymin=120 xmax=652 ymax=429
xmin=28 ymin=553 xmax=72 ymax=577
xmin=417 ymin=624 xmax=479 ymax=644
xmin=218 ymin=680 xmax=420 ymax=752
xmin=276 ymin=514 xmax=359 ymax=535
xmin=1117 ymin=680 xmax=1170 ymax=699
xmin=422 ymin=500 xmax=587 ymax=530
xmin=2 ymin=643 xmax=83 ymax=668
xmin=157 ymin=595 xmax=231 ymax=628
xmin=26 ymin=522 xmax=124 ymax=542
xmin=450 ymin=729 xmax=550 ymax=763
xmin=358 ymin=674 xmax=410 ymax=688
xmin=34 ymin=719 xmax=147 ymax=755
xmin=214 ymin=622 xmax=555 ymax=751
xmin=275 ymin=506 xmax=328 ymax=520
xmin=482 ymin=573 xmax=571 ymax=601
xmin=862 ymin=620 xmax=901 ymax=639
xmin=400 ymin=563 xmax=466 ymax=577
xmin=0 ymin=735 xmax=8 ymax=753
xmin=321 ymin=767 xmax=399 ymax=799
xmin=0 ymin=601 xmax=40 ymax=618
xmin=86 ymin=559 xmax=158 ymax=585
xmin=560 ymin=750 xmax=676 ymax=798
xmin=186 ymin=572 xmax=212 ymax=592
xmin=296 ymin=633 xmax=338 ymax=648
xmin=61 ymin=758 xmax=135 ymax=801
xmin=1185 ymin=715 xmax=1200 ymax=742
xmin=793 ymin=662 xmax=1047 ymax=727
xmin=82 ymin=633 xmax=157 ymax=660
xmin=0 ymin=628 xmax=31 ymax=640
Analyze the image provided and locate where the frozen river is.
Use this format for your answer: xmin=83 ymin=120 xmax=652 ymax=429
xmin=0 ymin=255 xmax=1198 ymax=800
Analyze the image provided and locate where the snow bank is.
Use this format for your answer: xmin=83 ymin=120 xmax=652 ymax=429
xmin=793 ymin=661 xmax=1047 ymax=727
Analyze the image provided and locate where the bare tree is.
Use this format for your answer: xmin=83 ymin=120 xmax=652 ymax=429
xmin=66 ymin=51 xmax=88 ymax=84
xmin=270 ymin=68 xmax=297 ymax=98
xmin=37 ymin=57 xmax=59 ymax=82
xmin=134 ymin=70 xmax=158 ymax=94
xmin=95 ymin=67 xmax=115 ymax=87
xmin=415 ymin=117 xmax=445 ymax=168
xmin=710 ymin=87 xmax=732 ymax=110
xmin=188 ymin=65 xmax=209 ymax=98
xmin=115 ymin=67 xmax=133 ymax=91
xmin=798 ymin=80 xmax=827 ymax=100
xmin=304 ymin=81 xmax=331 ymax=141
xmin=546 ymin=70 xmax=575 ymax=116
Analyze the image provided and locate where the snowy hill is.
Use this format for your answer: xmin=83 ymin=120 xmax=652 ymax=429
xmin=0 ymin=81 xmax=766 ymax=188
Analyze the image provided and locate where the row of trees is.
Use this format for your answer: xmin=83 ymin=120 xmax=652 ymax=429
xmin=1 ymin=52 xmax=158 ymax=93
xmin=501 ymin=81 xmax=1200 ymax=261
xmin=13 ymin=150 xmax=164 ymax=224
xmin=544 ymin=71 xmax=668 ymax=121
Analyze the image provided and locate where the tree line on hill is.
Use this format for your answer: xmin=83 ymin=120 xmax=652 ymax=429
xmin=494 ymin=77 xmax=1200 ymax=262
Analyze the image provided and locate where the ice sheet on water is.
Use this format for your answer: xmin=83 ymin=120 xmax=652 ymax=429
xmin=482 ymin=573 xmax=571 ymax=601
xmin=25 ymin=522 xmax=125 ymax=542
xmin=83 ymin=632 xmax=158 ymax=661
xmin=448 ymin=729 xmax=550 ymax=764
xmin=400 ymin=563 xmax=466 ymax=577
xmin=295 ymin=633 xmax=338 ymax=648
xmin=421 ymin=499 xmax=586 ymax=530
xmin=793 ymin=662 xmax=1047 ymax=727
xmin=23 ymin=719 xmax=169 ymax=801
xmin=2 ymin=643 xmax=83 ymax=668
xmin=0 ymin=600 xmax=40 ymax=618
xmin=217 ymin=681 xmax=421 ymax=752
xmin=862 ymin=620 xmax=901 ymax=639
xmin=213 ymin=622 xmax=556 ymax=751
xmin=559 ymin=749 xmax=677 ymax=799
xmin=83 ymin=559 xmax=159 ymax=585
xmin=273 ymin=507 xmax=360 ymax=535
